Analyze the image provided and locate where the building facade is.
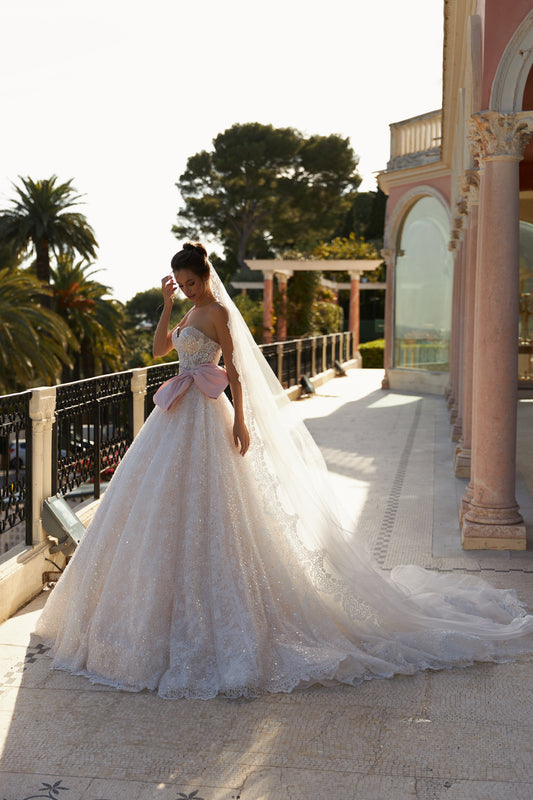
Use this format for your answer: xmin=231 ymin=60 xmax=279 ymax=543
xmin=378 ymin=1 xmax=533 ymax=549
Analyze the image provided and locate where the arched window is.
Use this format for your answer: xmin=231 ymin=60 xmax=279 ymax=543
xmin=394 ymin=196 xmax=453 ymax=370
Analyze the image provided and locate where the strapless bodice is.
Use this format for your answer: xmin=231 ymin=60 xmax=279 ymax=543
xmin=173 ymin=327 xmax=222 ymax=369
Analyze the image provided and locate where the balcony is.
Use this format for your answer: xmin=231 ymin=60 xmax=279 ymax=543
xmin=387 ymin=109 xmax=442 ymax=171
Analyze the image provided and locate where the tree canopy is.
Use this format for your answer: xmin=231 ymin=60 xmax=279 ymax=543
xmin=173 ymin=123 xmax=361 ymax=276
xmin=0 ymin=268 xmax=74 ymax=393
xmin=0 ymin=175 xmax=98 ymax=290
xmin=50 ymin=257 xmax=127 ymax=381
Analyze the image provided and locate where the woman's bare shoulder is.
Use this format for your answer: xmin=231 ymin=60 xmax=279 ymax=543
xmin=209 ymin=301 xmax=229 ymax=323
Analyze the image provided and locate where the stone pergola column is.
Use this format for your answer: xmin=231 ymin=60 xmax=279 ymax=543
xmin=275 ymin=270 xmax=293 ymax=341
xmin=462 ymin=111 xmax=533 ymax=550
xmin=262 ymin=270 xmax=275 ymax=344
xmin=348 ymin=270 xmax=362 ymax=355
xmin=455 ymin=171 xmax=480 ymax=478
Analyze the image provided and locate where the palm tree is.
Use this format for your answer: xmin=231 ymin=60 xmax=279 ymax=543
xmin=0 ymin=176 xmax=98 ymax=291
xmin=0 ymin=268 xmax=75 ymax=394
xmin=51 ymin=256 xmax=127 ymax=380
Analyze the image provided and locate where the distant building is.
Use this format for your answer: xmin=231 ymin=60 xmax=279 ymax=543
xmin=378 ymin=2 xmax=533 ymax=550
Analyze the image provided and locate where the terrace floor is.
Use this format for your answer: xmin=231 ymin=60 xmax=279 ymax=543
xmin=1 ymin=369 xmax=532 ymax=800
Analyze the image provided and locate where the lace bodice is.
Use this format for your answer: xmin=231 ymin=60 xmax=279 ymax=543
xmin=173 ymin=327 xmax=222 ymax=369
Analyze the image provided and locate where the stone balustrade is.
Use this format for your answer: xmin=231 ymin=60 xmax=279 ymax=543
xmin=387 ymin=110 xmax=442 ymax=171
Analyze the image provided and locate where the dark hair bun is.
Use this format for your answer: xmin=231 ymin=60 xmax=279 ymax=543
xmin=171 ymin=241 xmax=210 ymax=279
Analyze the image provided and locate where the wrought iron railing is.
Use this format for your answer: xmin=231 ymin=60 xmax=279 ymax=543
xmin=52 ymin=371 xmax=133 ymax=500
xmin=144 ymin=362 xmax=180 ymax=416
xmin=0 ymin=391 xmax=32 ymax=551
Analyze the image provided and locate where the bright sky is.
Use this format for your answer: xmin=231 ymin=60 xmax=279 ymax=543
xmin=0 ymin=0 xmax=443 ymax=302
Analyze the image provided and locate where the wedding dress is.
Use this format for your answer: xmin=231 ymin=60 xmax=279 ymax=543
xmin=35 ymin=270 xmax=533 ymax=699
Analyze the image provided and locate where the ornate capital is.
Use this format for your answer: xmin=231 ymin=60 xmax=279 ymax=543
xmin=29 ymin=386 xmax=56 ymax=424
xmin=467 ymin=111 xmax=533 ymax=161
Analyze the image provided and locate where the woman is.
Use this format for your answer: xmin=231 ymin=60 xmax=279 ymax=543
xmin=36 ymin=242 xmax=533 ymax=699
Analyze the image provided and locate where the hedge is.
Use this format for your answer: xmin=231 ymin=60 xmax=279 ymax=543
xmin=359 ymin=338 xmax=385 ymax=368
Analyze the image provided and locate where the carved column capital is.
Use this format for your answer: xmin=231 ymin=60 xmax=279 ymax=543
xmin=29 ymin=386 xmax=56 ymax=426
xmin=467 ymin=111 xmax=533 ymax=161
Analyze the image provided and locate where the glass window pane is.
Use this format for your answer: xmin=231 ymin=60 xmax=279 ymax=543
xmin=394 ymin=196 xmax=453 ymax=370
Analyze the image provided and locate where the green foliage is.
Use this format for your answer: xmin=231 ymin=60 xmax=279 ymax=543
xmin=336 ymin=188 xmax=387 ymax=248
xmin=233 ymin=294 xmax=264 ymax=341
xmin=0 ymin=268 xmax=74 ymax=393
xmin=173 ymin=122 xmax=361 ymax=275
xmin=312 ymin=301 xmax=343 ymax=335
xmin=285 ymin=272 xmax=321 ymax=337
xmin=124 ymin=288 xmax=189 ymax=368
xmin=311 ymin=285 xmax=344 ymax=335
xmin=50 ymin=256 xmax=127 ymax=380
xmin=0 ymin=175 xmax=97 ymax=287
xmin=312 ymin=232 xmax=379 ymax=261
xmin=359 ymin=338 xmax=385 ymax=368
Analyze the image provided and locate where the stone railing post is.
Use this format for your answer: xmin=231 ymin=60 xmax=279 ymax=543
xmin=29 ymin=387 xmax=56 ymax=545
xmin=296 ymin=340 xmax=302 ymax=381
xmin=130 ymin=369 xmax=148 ymax=438
xmin=276 ymin=342 xmax=284 ymax=384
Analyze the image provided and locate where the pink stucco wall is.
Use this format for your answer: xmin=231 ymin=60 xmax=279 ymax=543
xmin=477 ymin=0 xmax=532 ymax=109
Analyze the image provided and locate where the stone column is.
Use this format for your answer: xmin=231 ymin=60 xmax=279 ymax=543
xmin=381 ymin=249 xmax=394 ymax=389
xmin=29 ymin=387 xmax=57 ymax=545
xmin=275 ymin=270 xmax=292 ymax=341
xmin=262 ymin=270 xmax=274 ymax=344
xmin=455 ymin=172 xmax=480 ymax=478
xmin=348 ymin=270 xmax=361 ymax=350
xmin=462 ymin=111 xmax=533 ymax=550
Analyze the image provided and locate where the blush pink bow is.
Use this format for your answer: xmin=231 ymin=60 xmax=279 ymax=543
xmin=153 ymin=364 xmax=229 ymax=410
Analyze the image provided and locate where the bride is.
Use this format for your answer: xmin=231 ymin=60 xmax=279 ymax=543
xmin=35 ymin=241 xmax=533 ymax=699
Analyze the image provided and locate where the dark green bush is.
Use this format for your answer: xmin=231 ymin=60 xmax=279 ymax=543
xmin=359 ymin=338 xmax=385 ymax=368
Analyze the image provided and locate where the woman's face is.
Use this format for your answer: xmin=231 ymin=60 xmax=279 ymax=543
xmin=174 ymin=269 xmax=208 ymax=304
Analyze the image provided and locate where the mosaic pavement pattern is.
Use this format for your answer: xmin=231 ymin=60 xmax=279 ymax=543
xmin=1 ymin=371 xmax=532 ymax=800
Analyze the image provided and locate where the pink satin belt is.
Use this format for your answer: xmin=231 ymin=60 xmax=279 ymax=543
xmin=153 ymin=364 xmax=229 ymax=410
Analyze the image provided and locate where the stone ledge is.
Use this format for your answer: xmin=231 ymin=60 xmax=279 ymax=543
xmin=285 ymin=357 xmax=362 ymax=401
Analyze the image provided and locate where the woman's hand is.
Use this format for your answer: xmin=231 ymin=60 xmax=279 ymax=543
xmin=161 ymin=274 xmax=177 ymax=305
xmin=233 ymin=419 xmax=250 ymax=456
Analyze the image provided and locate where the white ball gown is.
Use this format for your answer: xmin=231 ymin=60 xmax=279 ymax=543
xmin=35 ymin=323 xmax=533 ymax=700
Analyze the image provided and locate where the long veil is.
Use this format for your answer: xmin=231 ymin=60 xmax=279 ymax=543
xmin=209 ymin=263 xmax=533 ymax=655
